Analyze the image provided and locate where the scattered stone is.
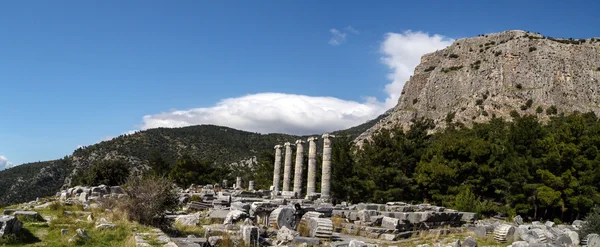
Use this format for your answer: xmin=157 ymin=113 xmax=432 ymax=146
xmin=462 ymin=236 xmax=478 ymax=247
xmin=61 ymin=229 xmax=69 ymax=235
xmin=293 ymin=236 xmax=321 ymax=245
xmin=208 ymin=236 xmax=223 ymax=246
xmin=176 ymin=212 xmax=202 ymax=226
xmin=514 ymin=215 xmax=524 ymax=225
xmin=277 ymin=226 xmax=299 ymax=244
xmin=494 ymin=224 xmax=516 ymax=242
xmin=96 ymin=223 xmax=116 ymax=230
xmin=223 ymin=210 xmax=248 ymax=225
xmin=0 ymin=216 xmax=23 ymax=238
xmin=13 ymin=211 xmax=45 ymax=222
xmin=240 ymin=224 xmax=259 ymax=245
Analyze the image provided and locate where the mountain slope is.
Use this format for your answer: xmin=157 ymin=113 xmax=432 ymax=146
xmin=357 ymin=30 xmax=600 ymax=144
xmin=0 ymin=119 xmax=382 ymax=206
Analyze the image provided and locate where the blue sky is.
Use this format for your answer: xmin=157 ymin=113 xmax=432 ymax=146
xmin=1 ymin=0 xmax=598 ymax=167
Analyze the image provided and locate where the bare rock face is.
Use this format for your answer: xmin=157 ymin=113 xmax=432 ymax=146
xmin=357 ymin=30 xmax=600 ymax=144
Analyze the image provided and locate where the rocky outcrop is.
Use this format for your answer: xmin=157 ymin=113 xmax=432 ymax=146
xmin=357 ymin=30 xmax=600 ymax=144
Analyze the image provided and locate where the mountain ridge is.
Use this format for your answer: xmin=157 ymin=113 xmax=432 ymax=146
xmin=356 ymin=30 xmax=600 ymax=144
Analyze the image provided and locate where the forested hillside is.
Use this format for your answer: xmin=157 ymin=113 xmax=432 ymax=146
xmin=331 ymin=112 xmax=600 ymax=222
xmin=0 ymin=122 xmax=378 ymax=206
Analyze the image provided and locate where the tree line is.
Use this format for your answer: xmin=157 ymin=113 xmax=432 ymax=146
xmin=331 ymin=112 xmax=600 ymax=223
xmin=73 ymin=111 xmax=600 ymax=223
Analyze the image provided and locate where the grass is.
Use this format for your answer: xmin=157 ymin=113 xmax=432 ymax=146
xmin=0 ymin=200 xmax=156 ymax=247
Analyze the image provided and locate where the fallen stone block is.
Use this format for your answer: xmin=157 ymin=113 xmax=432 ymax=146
xmin=381 ymin=216 xmax=400 ymax=230
xmin=293 ymin=236 xmax=321 ymax=245
xmin=380 ymin=233 xmax=397 ymax=241
xmin=13 ymin=211 xmax=45 ymax=222
xmin=0 ymin=216 xmax=23 ymax=238
xmin=240 ymin=225 xmax=259 ymax=245
xmin=223 ymin=210 xmax=248 ymax=225
xmin=277 ymin=226 xmax=299 ymax=244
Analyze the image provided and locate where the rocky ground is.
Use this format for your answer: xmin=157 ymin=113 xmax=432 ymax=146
xmin=0 ymin=184 xmax=597 ymax=247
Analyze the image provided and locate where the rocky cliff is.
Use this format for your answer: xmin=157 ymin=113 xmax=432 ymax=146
xmin=357 ymin=30 xmax=600 ymax=144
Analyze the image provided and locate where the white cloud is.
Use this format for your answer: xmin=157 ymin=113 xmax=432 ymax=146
xmin=328 ymin=28 xmax=347 ymax=46
xmin=0 ymin=155 xmax=14 ymax=171
xmin=138 ymin=30 xmax=453 ymax=135
xmin=345 ymin=26 xmax=359 ymax=34
xmin=141 ymin=93 xmax=386 ymax=135
xmin=380 ymin=30 xmax=454 ymax=107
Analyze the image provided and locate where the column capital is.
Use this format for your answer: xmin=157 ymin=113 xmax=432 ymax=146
xmin=295 ymin=140 xmax=305 ymax=145
xmin=284 ymin=142 xmax=294 ymax=147
xmin=307 ymin=136 xmax=319 ymax=142
xmin=322 ymin=134 xmax=336 ymax=139
xmin=274 ymin=144 xmax=283 ymax=149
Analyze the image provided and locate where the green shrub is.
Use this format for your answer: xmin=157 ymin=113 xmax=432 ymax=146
xmin=449 ymin=54 xmax=459 ymax=59
xmin=424 ymin=66 xmax=436 ymax=72
xmin=516 ymin=83 xmax=523 ymax=89
xmin=580 ymin=206 xmax=600 ymax=238
xmin=526 ymin=99 xmax=533 ymax=108
xmin=546 ymin=105 xmax=558 ymax=115
xmin=441 ymin=66 xmax=464 ymax=73
xmin=536 ymin=106 xmax=544 ymax=114
xmin=475 ymin=99 xmax=484 ymax=105
xmin=74 ymin=159 xmax=130 ymax=186
xmin=529 ymin=47 xmax=537 ymax=52
xmin=455 ymin=187 xmax=477 ymax=212
xmin=190 ymin=195 xmax=202 ymax=202
xmin=470 ymin=60 xmax=481 ymax=70
xmin=494 ymin=51 xmax=502 ymax=56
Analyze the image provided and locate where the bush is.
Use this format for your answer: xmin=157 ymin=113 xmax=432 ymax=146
xmin=516 ymin=83 xmax=523 ymax=89
xmin=526 ymin=99 xmax=533 ymax=108
xmin=449 ymin=54 xmax=459 ymax=59
xmin=536 ymin=106 xmax=544 ymax=114
xmin=494 ymin=51 xmax=502 ymax=56
xmin=118 ymin=175 xmax=178 ymax=227
xmin=424 ymin=66 xmax=436 ymax=72
xmin=74 ymin=159 xmax=130 ymax=186
xmin=476 ymin=99 xmax=484 ymax=105
xmin=529 ymin=47 xmax=537 ymax=52
xmin=546 ymin=105 xmax=558 ymax=115
xmin=455 ymin=187 xmax=477 ymax=212
xmin=580 ymin=206 xmax=600 ymax=238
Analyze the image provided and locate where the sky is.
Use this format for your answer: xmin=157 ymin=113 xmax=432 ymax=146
xmin=1 ymin=0 xmax=598 ymax=168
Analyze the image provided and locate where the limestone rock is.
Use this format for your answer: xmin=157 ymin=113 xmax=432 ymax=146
xmin=223 ymin=210 xmax=248 ymax=225
xmin=356 ymin=30 xmax=600 ymax=145
xmin=0 ymin=216 xmax=22 ymax=238
xmin=240 ymin=225 xmax=259 ymax=245
xmin=277 ymin=226 xmax=299 ymax=244
xmin=462 ymin=236 xmax=478 ymax=247
xmin=176 ymin=212 xmax=202 ymax=226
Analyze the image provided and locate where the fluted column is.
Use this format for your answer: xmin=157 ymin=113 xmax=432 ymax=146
xmin=306 ymin=137 xmax=318 ymax=196
xmin=282 ymin=142 xmax=294 ymax=192
xmin=293 ymin=140 xmax=305 ymax=198
xmin=320 ymin=134 xmax=335 ymax=200
xmin=272 ymin=145 xmax=283 ymax=193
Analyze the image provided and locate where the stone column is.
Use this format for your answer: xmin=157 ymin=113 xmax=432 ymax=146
xmin=293 ymin=140 xmax=305 ymax=198
xmin=282 ymin=142 xmax=294 ymax=192
xmin=248 ymin=181 xmax=255 ymax=191
xmin=236 ymin=176 xmax=242 ymax=190
xmin=223 ymin=179 xmax=228 ymax=188
xmin=306 ymin=137 xmax=318 ymax=196
xmin=272 ymin=145 xmax=283 ymax=192
xmin=320 ymin=134 xmax=335 ymax=200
